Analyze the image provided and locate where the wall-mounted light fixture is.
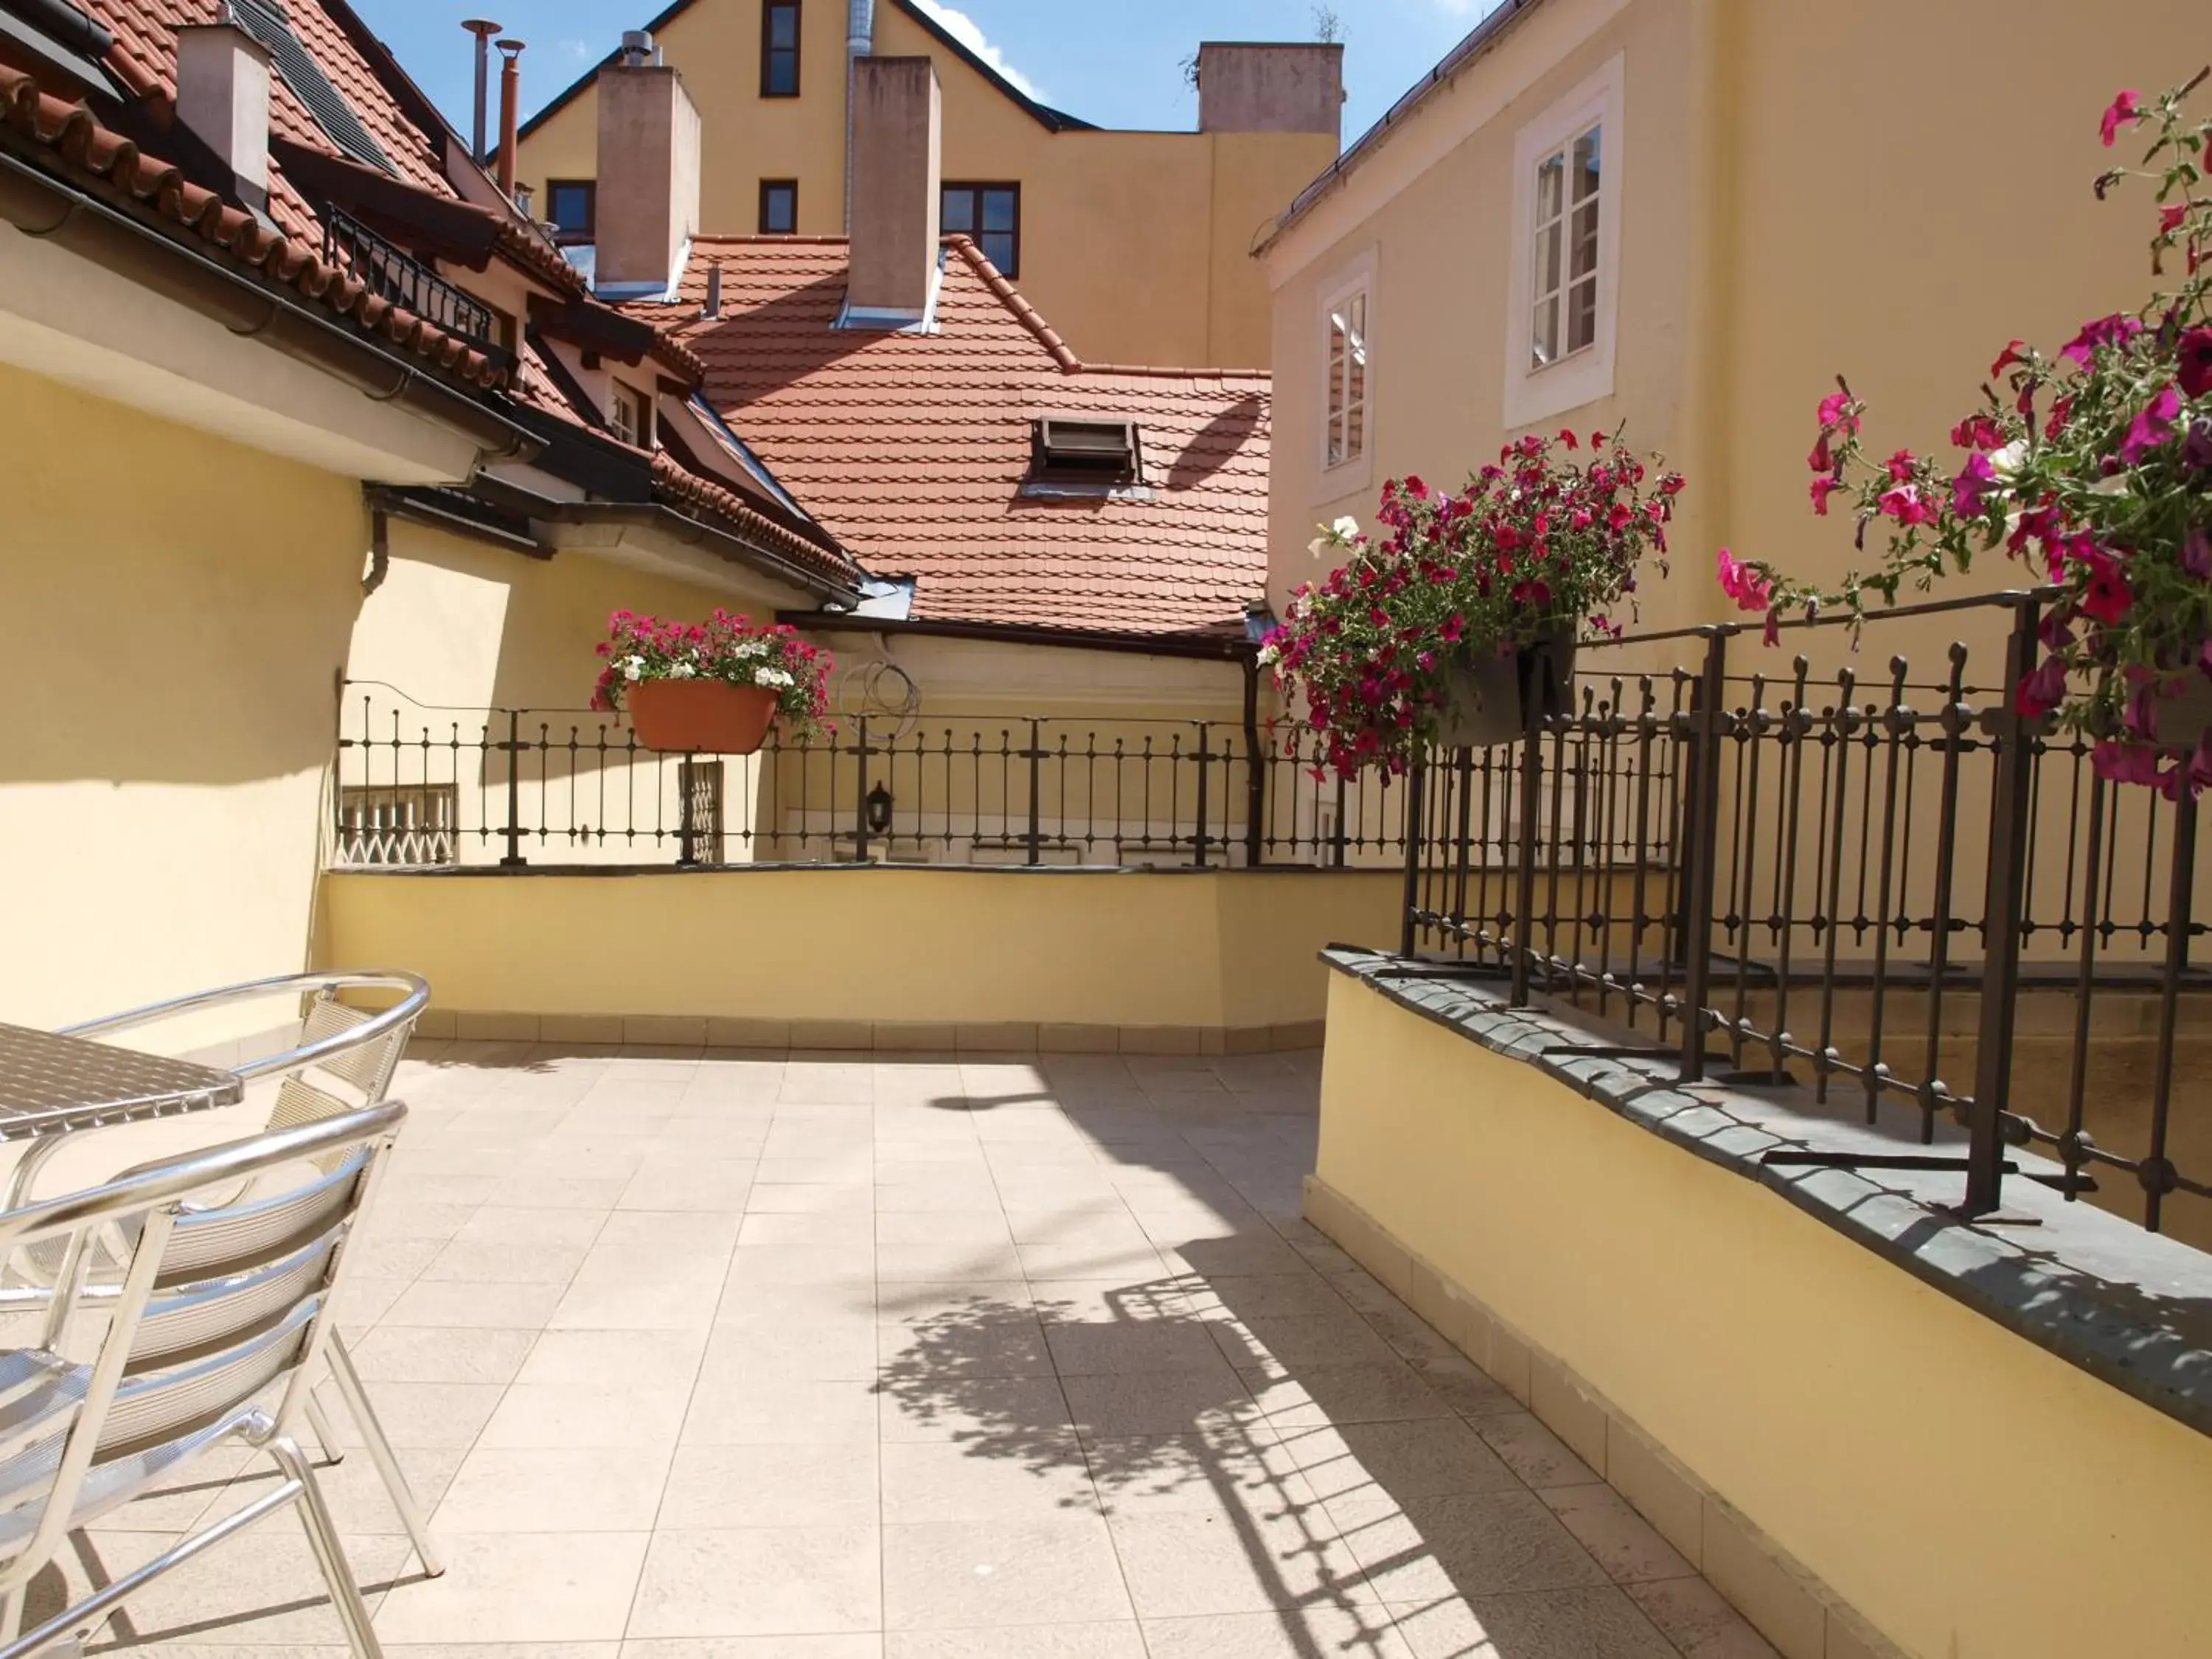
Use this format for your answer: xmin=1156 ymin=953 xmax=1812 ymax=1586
xmin=865 ymin=783 xmax=894 ymax=836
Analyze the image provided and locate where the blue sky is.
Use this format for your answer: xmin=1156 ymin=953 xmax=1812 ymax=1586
xmin=349 ymin=0 xmax=1498 ymax=145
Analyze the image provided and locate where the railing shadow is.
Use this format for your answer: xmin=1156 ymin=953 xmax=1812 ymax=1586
xmin=870 ymin=1074 xmax=1650 ymax=1655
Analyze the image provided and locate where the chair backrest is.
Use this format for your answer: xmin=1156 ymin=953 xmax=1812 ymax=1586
xmin=0 ymin=1103 xmax=405 ymax=1565
xmin=60 ymin=973 xmax=429 ymax=1117
xmin=264 ymin=992 xmax=414 ymax=1143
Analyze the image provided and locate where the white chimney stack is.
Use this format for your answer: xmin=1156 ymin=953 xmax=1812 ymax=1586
xmin=174 ymin=21 xmax=272 ymax=212
xmin=845 ymin=55 xmax=939 ymax=327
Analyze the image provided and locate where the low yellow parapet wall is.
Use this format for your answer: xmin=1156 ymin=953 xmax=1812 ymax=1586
xmin=1310 ymin=962 xmax=2212 ymax=1659
xmin=319 ymin=866 xmax=1402 ymax=1049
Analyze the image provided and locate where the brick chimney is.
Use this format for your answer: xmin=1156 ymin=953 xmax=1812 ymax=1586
xmin=594 ymin=54 xmax=700 ymax=295
xmin=174 ymin=21 xmax=273 ymax=212
xmin=845 ymin=56 xmax=939 ymax=327
xmin=1197 ymin=43 xmax=1343 ymax=139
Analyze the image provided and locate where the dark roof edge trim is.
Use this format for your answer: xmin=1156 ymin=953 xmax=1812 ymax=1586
xmin=554 ymin=498 xmax=863 ymax=607
xmin=778 ymin=611 xmax=1255 ymax=661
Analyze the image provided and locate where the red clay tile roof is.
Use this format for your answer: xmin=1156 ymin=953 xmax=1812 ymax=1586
xmin=93 ymin=3 xmax=595 ymax=307
xmin=641 ymin=235 xmax=1271 ymax=638
xmin=0 ymin=63 xmax=508 ymax=388
xmin=512 ymin=341 xmax=865 ymax=594
xmin=646 ymin=451 xmax=863 ymax=593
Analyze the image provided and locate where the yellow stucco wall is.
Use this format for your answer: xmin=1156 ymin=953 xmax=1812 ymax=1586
xmin=1263 ymin=0 xmax=1703 ymax=635
xmin=0 ymin=362 xmax=366 ymax=1032
xmin=319 ymin=869 xmax=1400 ymax=1031
xmin=1262 ymin=0 xmax=2193 ymax=665
xmin=512 ymin=3 xmax=1333 ymax=368
xmin=346 ymin=518 xmax=796 ymax=714
xmin=1316 ymin=974 xmax=2212 ymax=1659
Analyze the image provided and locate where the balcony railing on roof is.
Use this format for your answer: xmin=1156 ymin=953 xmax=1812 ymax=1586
xmin=333 ymin=684 xmax=1411 ymax=874
xmin=1397 ymin=588 xmax=2212 ymax=1243
xmin=321 ymin=205 xmax=495 ymax=349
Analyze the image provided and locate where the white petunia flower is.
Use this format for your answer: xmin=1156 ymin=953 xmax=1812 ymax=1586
xmin=669 ymin=661 xmax=696 ymax=678
xmin=1989 ymin=439 xmax=2029 ymax=479
xmin=622 ymin=655 xmax=645 ymax=681
xmin=753 ymin=667 xmax=795 ymax=688
xmin=1331 ymin=515 xmax=1360 ymax=539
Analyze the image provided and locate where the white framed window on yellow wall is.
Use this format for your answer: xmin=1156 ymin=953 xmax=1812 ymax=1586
xmin=1503 ymin=54 xmax=1624 ymax=431
xmin=1318 ymin=250 xmax=1376 ymax=499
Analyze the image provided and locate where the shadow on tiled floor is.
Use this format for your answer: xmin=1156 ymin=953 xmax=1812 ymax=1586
xmin=19 ymin=1043 xmax=1778 ymax=1659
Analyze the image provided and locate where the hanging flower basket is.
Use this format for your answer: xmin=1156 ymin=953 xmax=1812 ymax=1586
xmin=1434 ymin=626 xmax=1579 ymax=748
xmin=1261 ymin=431 xmax=1680 ymax=778
xmin=591 ymin=608 xmax=834 ymax=757
xmin=625 ymin=680 xmax=780 ymax=755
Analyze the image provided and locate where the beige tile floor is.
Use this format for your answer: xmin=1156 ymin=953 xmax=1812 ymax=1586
xmin=30 ymin=1044 xmax=1781 ymax=1659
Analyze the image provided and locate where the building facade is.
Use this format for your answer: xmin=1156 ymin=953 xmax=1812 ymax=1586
xmin=508 ymin=0 xmax=1341 ymax=370
xmin=1259 ymin=0 xmax=2192 ymax=647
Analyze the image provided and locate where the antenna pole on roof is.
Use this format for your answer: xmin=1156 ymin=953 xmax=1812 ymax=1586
xmin=462 ymin=19 xmax=501 ymax=164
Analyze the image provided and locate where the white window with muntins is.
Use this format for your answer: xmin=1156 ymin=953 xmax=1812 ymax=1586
xmin=1316 ymin=249 xmax=1376 ymax=498
xmin=610 ymin=383 xmax=647 ymax=447
xmin=1324 ymin=282 xmax=1368 ymax=468
xmin=1504 ymin=54 xmax=1624 ymax=428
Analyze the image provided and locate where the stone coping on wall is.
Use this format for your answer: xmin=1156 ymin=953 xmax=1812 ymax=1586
xmin=1321 ymin=947 xmax=2212 ymax=1442
xmin=411 ymin=1008 xmax=1328 ymax=1056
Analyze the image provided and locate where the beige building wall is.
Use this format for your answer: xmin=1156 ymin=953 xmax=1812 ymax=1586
xmin=1258 ymin=0 xmax=2205 ymax=908
xmin=1263 ymin=0 xmax=2194 ymax=667
xmin=0 ymin=363 xmax=366 ymax=1032
xmin=1262 ymin=0 xmax=1705 ymax=638
xmin=511 ymin=4 xmax=1336 ymax=368
xmin=340 ymin=519 xmax=802 ymax=868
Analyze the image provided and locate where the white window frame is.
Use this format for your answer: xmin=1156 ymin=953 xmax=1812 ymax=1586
xmin=1503 ymin=54 xmax=1624 ymax=431
xmin=609 ymin=382 xmax=647 ymax=447
xmin=1316 ymin=248 xmax=1377 ymax=501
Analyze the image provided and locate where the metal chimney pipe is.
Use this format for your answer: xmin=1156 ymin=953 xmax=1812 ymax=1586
xmin=843 ymin=0 xmax=874 ymax=232
xmin=462 ymin=19 xmax=501 ymax=163
xmin=495 ymin=38 xmax=524 ymax=197
xmin=703 ymin=262 xmax=723 ymax=320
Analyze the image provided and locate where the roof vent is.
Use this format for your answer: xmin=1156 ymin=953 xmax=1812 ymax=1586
xmin=1032 ymin=418 xmax=1141 ymax=483
xmin=619 ymin=29 xmax=654 ymax=66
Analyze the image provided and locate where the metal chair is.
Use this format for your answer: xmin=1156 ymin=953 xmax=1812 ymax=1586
xmin=24 ymin=973 xmax=441 ymax=1576
xmin=0 ymin=1100 xmax=409 ymax=1659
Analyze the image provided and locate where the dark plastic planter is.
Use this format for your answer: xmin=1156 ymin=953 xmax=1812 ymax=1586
xmin=1433 ymin=626 xmax=1579 ymax=748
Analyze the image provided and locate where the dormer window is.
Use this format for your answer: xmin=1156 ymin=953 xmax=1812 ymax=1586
xmin=1027 ymin=418 xmax=1143 ymax=490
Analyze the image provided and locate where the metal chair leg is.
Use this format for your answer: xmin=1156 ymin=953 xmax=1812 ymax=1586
xmin=265 ymin=1436 xmax=384 ymax=1659
xmin=323 ymin=1335 xmax=444 ymax=1576
xmin=303 ymin=1394 xmax=346 ymax=1467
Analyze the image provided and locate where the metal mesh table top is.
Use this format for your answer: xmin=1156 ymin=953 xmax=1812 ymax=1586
xmin=0 ymin=1023 xmax=243 ymax=1138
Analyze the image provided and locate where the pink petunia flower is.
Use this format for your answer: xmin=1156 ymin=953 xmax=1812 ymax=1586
xmin=2101 ymin=88 xmax=2140 ymax=147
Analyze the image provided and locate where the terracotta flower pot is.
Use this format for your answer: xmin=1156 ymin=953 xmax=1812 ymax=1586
xmin=1433 ymin=625 xmax=1579 ymax=748
xmin=625 ymin=679 xmax=779 ymax=754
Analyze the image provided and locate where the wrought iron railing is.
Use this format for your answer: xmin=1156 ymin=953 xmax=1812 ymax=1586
xmin=333 ymin=684 xmax=1410 ymax=872
xmin=1400 ymin=589 xmax=2212 ymax=1241
xmin=320 ymin=205 xmax=495 ymax=347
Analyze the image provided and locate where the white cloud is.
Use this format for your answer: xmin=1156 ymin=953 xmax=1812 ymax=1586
xmin=560 ymin=38 xmax=591 ymax=61
xmin=907 ymin=0 xmax=1044 ymax=102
